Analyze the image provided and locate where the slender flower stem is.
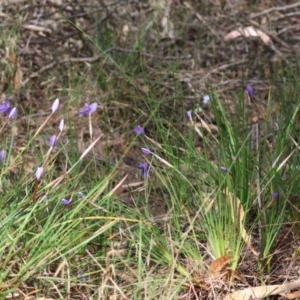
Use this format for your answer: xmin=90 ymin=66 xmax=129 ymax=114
xmin=78 ymin=102 xmax=97 ymax=140
xmin=33 ymin=99 xmax=60 ymax=138
xmin=43 ymin=131 xmax=63 ymax=166
xmin=46 ymin=134 xmax=103 ymax=188
xmin=33 ymin=113 xmax=54 ymax=139
xmin=43 ymin=147 xmax=54 ymax=167
xmin=32 ymin=167 xmax=44 ymax=202
xmin=0 ymin=119 xmax=9 ymax=136
xmin=89 ymin=113 xmax=93 ymax=140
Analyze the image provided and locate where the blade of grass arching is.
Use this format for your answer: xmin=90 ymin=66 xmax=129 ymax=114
xmin=225 ymin=188 xmax=258 ymax=256
xmin=273 ymin=99 xmax=300 ymax=155
xmin=156 ymin=239 xmax=189 ymax=278
xmin=0 ymin=212 xmax=48 ymax=288
xmin=136 ymin=142 xmax=212 ymax=287
xmin=136 ymin=221 xmax=144 ymax=299
xmin=46 ymin=135 xmax=103 ymax=188
xmin=10 ymin=227 xmax=74 ymax=287
xmin=253 ymin=121 xmax=267 ymax=262
xmin=285 ymin=102 xmax=300 ymax=135
xmin=8 ymin=100 xmax=61 ymax=169
xmin=1 ymin=182 xmax=133 ymax=292
xmin=0 ymin=200 xmax=41 ymax=270
xmin=275 ymin=148 xmax=296 ymax=173
xmin=48 ymin=219 xmax=120 ymax=258
xmin=212 ymin=94 xmax=237 ymax=150
xmin=18 ymin=216 xmax=127 ymax=279
xmin=199 ymin=93 xmax=252 ymax=263
xmin=255 ymin=134 xmax=296 ymax=270
xmin=140 ymin=167 xmax=199 ymax=273
xmin=260 ymin=212 xmax=286 ymax=271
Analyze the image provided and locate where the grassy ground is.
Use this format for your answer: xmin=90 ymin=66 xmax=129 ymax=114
xmin=1 ymin=1 xmax=300 ymax=299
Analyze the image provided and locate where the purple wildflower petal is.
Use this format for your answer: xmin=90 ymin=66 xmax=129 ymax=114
xmin=5 ymin=107 xmax=13 ymax=115
xmin=4 ymin=99 xmax=12 ymax=115
xmin=89 ymin=102 xmax=98 ymax=113
xmin=62 ymin=198 xmax=71 ymax=205
xmin=78 ymin=191 xmax=85 ymax=198
xmin=203 ymin=95 xmax=210 ymax=104
xmin=59 ymin=119 xmax=64 ymax=132
xmin=0 ymin=150 xmax=6 ymax=162
xmin=0 ymin=105 xmax=6 ymax=113
xmin=220 ymin=166 xmax=227 ymax=173
xmin=79 ymin=110 xmax=87 ymax=115
xmin=133 ymin=125 xmax=145 ymax=135
xmin=246 ymin=84 xmax=254 ymax=97
xmin=138 ymin=162 xmax=150 ymax=178
xmin=186 ymin=110 xmax=192 ymax=121
xmin=8 ymin=107 xmax=17 ymax=119
xmin=49 ymin=135 xmax=57 ymax=148
xmin=79 ymin=103 xmax=98 ymax=115
xmin=141 ymin=148 xmax=152 ymax=155
xmin=0 ymin=99 xmax=11 ymax=114
xmin=51 ymin=98 xmax=60 ymax=113
xmin=78 ymin=105 xmax=88 ymax=115
xmin=77 ymin=270 xmax=88 ymax=282
xmin=272 ymin=192 xmax=279 ymax=199
xmin=35 ymin=166 xmax=44 ymax=181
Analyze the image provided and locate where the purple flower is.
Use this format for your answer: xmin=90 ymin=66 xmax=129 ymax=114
xmin=8 ymin=107 xmax=17 ymax=119
xmin=141 ymin=148 xmax=152 ymax=155
xmin=62 ymin=198 xmax=71 ymax=205
xmin=35 ymin=166 xmax=44 ymax=181
xmin=138 ymin=162 xmax=150 ymax=178
xmin=203 ymin=95 xmax=210 ymax=105
xmin=59 ymin=119 xmax=64 ymax=132
xmin=220 ymin=166 xmax=228 ymax=173
xmin=186 ymin=110 xmax=192 ymax=121
xmin=77 ymin=270 xmax=88 ymax=282
xmin=49 ymin=135 xmax=57 ymax=148
xmin=52 ymin=98 xmax=60 ymax=113
xmin=246 ymin=84 xmax=254 ymax=97
xmin=78 ymin=191 xmax=85 ymax=198
xmin=0 ymin=99 xmax=12 ymax=114
xmin=133 ymin=125 xmax=145 ymax=135
xmin=79 ymin=103 xmax=97 ymax=115
xmin=0 ymin=150 xmax=6 ymax=162
xmin=272 ymin=192 xmax=279 ymax=199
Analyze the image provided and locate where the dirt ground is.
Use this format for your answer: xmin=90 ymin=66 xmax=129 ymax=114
xmin=0 ymin=0 xmax=298 ymax=164
xmin=2 ymin=1 xmax=300 ymax=109
xmin=0 ymin=0 xmax=298 ymax=195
